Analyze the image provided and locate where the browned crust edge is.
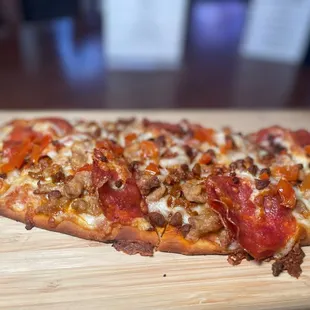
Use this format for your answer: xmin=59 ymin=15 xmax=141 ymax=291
xmin=158 ymin=225 xmax=231 ymax=255
xmin=1 ymin=203 xmax=309 ymax=255
xmin=0 ymin=203 xmax=159 ymax=246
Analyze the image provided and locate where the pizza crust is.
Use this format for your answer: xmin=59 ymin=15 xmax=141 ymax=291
xmin=158 ymin=225 xmax=230 ymax=255
xmin=0 ymin=203 xmax=159 ymax=246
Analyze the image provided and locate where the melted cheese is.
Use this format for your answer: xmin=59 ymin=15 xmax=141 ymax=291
xmin=78 ymin=214 xmax=106 ymax=229
xmin=148 ymin=197 xmax=170 ymax=218
xmin=160 ymin=146 xmax=189 ymax=168
xmin=11 ymin=201 xmax=26 ymax=211
xmin=172 ymin=206 xmax=190 ymax=224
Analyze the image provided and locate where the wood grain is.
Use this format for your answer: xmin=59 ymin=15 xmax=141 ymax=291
xmin=0 ymin=110 xmax=310 ymax=310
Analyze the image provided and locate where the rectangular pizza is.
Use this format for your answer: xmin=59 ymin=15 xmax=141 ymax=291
xmin=0 ymin=117 xmax=309 ymax=278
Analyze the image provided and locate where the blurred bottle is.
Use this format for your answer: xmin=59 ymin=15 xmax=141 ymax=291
xmin=103 ymin=0 xmax=188 ymax=70
xmin=240 ymin=0 xmax=310 ymax=65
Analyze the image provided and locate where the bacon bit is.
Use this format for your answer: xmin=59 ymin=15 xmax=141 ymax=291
xmin=259 ymin=168 xmax=271 ymax=180
xmin=199 ymin=153 xmax=213 ymax=165
xmin=192 ymin=163 xmax=201 ymax=177
xmin=128 ymin=161 xmax=140 ymax=173
xmin=305 ymin=145 xmax=310 ymax=156
xmin=272 ymin=165 xmax=300 ymax=182
xmin=248 ymin=164 xmax=258 ymax=176
xmin=193 ymin=127 xmax=215 ymax=144
xmin=149 ymin=212 xmax=166 ymax=227
xmin=272 ymin=244 xmax=305 ymax=278
xmin=277 ymin=179 xmax=296 ymax=208
xmin=179 ymin=224 xmax=191 ymax=238
xmin=255 ymin=179 xmax=270 ymax=190
xmin=145 ymin=163 xmax=160 ymax=175
xmin=140 ymin=141 xmax=159 ymax=161
xmin=183 ymin=145 xmax=196 ymax=161
xmin=170 ymin=212 xmax=183 ymax=227
xmin=300 ymin=174 xmax=310 ymax=191
xmin=227 ymin=252 xmax=246 ymax=266
xmin=125 ymin=133 xmax=137 ymax=146
xmin=154 ymin=135 xmax=166 ymax=148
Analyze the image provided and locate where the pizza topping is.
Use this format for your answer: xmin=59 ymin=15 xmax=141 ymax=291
xmin=229 ymin=159 xmax=246 ymax=171
xmin=145 ymin=163 xmax=160 ymax=175
xmin=140 ymin=140 xmax=159 ymax=161
xmin=192 ymin=163 xmax=201 ymax=177
xmin=71 ymin=198 xmax=88 ymax=213
xmin=64 ymin=174 xmax=85 ymax=198
xmin=272 ymin=165 xmax=300 ymax=182
xmin=123 ymin=142 xmax=140 ymax=162
xmin=248 ymin=164 xmax=258 ymax=176
xmin=259 ymin=168 xmax=271 ymax=180
xmin=300 ymin=174 xmax=310 ymax=192
xmin=183 ymin=145 xmax=196 ymax=162
xmin=51 ymin=170 xmax=66 ymax=183
xmin=146 ymin=184 xmax=166 ymax=202
xmin=207 ymin=175 xmax=297 ymax=260
xmin=148 ymin=212 xmax=166 ymax=227
xmin=36 ymin=117 xmax=73 ymax=136
xmin=143 ymin=119 xmax=185 ymax=136
xmin=113 ymin=240 xmax=154 ymax=256
xmin=199 ymin=152 xmax=213 ymax=165
xmin=38 ymin=156 xmax=53 ymax=169
xmin=227 ymin=251 xmax=247 ymax=266
xmin=70 ymin=141 xmax=89 ymax=170
xmin=170 ymin=212 xmax=183 ymax=227
xmin=186 ymin=208 xmax=223 ymax=241
xmin=181 ymin=180 xmax=207 ymax=203
xmin=292 ymin=129 xmax=310 ymax=148
xmin=179 ymin=224 xmax=192 ymax=237
xmin=136 ymin=174 xmax=160 ymax=196
xmin=34 ymin=181 xmax=60 ymax=195
xmin=271 ymin=244 xmax=305 ymax=278
xmin=154 ymin=135 xmax=166 ymax=148
xmin=255 ymin=179 xmax=270 ymax=190
xmin=47 ymin=190 xmax=62 ymax=199
xmin=192 ymin=126 xmax=215 ymax=143
xmin=276 ymin=179 xmax=296 ymax=208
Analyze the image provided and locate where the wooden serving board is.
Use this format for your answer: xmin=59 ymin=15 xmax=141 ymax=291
xmin=1 ymin=110 xmax=310 ymax=310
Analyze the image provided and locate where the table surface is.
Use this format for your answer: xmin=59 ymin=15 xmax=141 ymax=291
xmin=0 ymin=1 xmax=310 ymax=110
xmin=0 ymin=110 xmax=310 ymax=310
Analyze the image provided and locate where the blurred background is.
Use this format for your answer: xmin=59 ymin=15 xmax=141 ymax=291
xmin=0 ymin=0 xmax=309 ymax=110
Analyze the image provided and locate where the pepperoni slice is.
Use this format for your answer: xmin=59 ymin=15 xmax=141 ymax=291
xmin=98 ymin=178 xmax=143 ymax=225
xmin=292 ymin=129 xmax=310 ymax=148
xmin=143 ymin=119 xmax=184 ymax=135
xmin=36 ymin=117 xmax=73 ymax=135
xmin=250 ymin=126 xmax=287 ymax=145
xmin=92 ymin=147 xmax=143 ymax=225
xmin=206 ymin=176 xmax=297 ymax=260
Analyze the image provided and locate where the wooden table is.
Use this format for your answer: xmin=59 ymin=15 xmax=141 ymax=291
xmin=0 ymin=110 xmax=310 ymax=310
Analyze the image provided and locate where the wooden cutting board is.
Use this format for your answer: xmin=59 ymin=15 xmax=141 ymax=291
xmin=1 ymin=110 xmax=310 ymax=310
